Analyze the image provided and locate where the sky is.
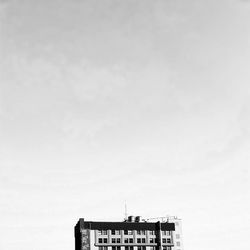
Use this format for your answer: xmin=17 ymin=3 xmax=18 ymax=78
xmin=0 ymin=0 xmax=250 ymax=250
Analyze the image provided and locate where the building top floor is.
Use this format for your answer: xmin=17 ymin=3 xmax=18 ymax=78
xmin=75 ymin=218 xmax=175 ymax=232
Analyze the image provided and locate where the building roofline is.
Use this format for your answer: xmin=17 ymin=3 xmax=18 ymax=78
xmin=77 ymin=219 xmax=175 ymax=231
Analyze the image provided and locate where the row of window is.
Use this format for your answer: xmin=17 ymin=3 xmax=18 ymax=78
xmin=99 ymin=247 xmax=146 ymax=250
xmin=98 ymin=247 xmax=172 ymax=250
xmin=98 ymin=238 xmax=171 ymax=244
xmin=98 ymin=230 xmax=147 ymax=235
xmin=98 ymin=230 xmax=171 ymax=236
xmin=162 ymin=239 xmax=171 ymax=244
xmin=124 ymin=238 xmax=145 ymax=244
xmin=162 ymin=232 xmax=171 ymax=236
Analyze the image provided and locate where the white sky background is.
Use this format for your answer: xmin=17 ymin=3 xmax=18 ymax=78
xmin=1 ymin=0 xmax=250 ymax=249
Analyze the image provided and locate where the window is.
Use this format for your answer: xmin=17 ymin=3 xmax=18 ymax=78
xmin=129 ymin=238 xmax=133 ymax=244
xmin=124 ymin=238 xmax=129 ymax=244
xmin=142 ymin=247 xmax=146 ymax=250
xmin=176 ymin=234 xmax=180 ymax=239
xmin=104 ymin=239 xmax=108 ymax=244
xmin=99 ymin=239 xmax=103 ymax=244
xmin=162 ymin=231 xmax=171 ymax=236
xmin=167 ymin=239 xmax=171 ymax=244
xmin=112 ymin=247 xmax=120 ymax=250
xmin=138 ymin=247 xmax=146 ymax=250
xmin=137 ymin=239 xmax=141 ymax=244
xmin=126 ymin=247 xmax=133 ymax=250
xmin=149 ymin=238 xmax=155 ymax=244
xmin=149 ymin=231 xmax=155 ymax=235
xmin=162 ymin=239 xmax=166 ymax=244
xmin=163 ymin=247 xmax=171 ymax=250
xmin=176 ymin=242 xmax=180 ymax=247
xmin=142 ymin=239 xmax=146 ymax=244
xmin=138 ymin=247 xmax=142 ymax=250
xmin=112 ymin=239 xmax=121 ymax=244
xmin=128 ymin=230 xmax=133 ymax=235
xmin=137 ymin=230 xmax=146 ymax=235
xmin=98 ymin=230 xmax=108 ymax=235
xmin=99 ymin=247 xmax=108 ymax=250
xmin=124 ymin=230 xmax=128 ymax=235
xmin=112 ymin=230 xmax=116 ymax=235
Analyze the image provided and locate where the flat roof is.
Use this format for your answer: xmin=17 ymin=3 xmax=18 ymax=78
xmin=78 ymin=219 xmax=175 ymax=231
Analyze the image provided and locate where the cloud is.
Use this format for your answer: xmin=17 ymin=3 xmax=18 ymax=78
xmin=0 ymin=53 xmax=128 ymax=110
xmin=66 ymin=64 xmax=127 ymax=102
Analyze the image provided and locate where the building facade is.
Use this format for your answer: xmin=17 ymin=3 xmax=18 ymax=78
xmin=74 ymin=216 xmax=183 ymax=250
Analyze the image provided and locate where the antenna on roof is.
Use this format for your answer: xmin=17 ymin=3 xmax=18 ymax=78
xmin=124 ymin=201 xmax=128 ymax=221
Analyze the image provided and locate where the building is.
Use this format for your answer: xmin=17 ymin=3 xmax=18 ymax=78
xmin=74 ymin=216 xmax=183 ymax=250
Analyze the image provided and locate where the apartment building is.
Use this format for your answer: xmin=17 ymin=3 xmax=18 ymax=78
xmin=74 ymin=216 xmax=183 ymax=250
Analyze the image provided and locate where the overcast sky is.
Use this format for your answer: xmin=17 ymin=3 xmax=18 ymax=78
xmin=1 ymin=0 xmax=250 ymax=250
